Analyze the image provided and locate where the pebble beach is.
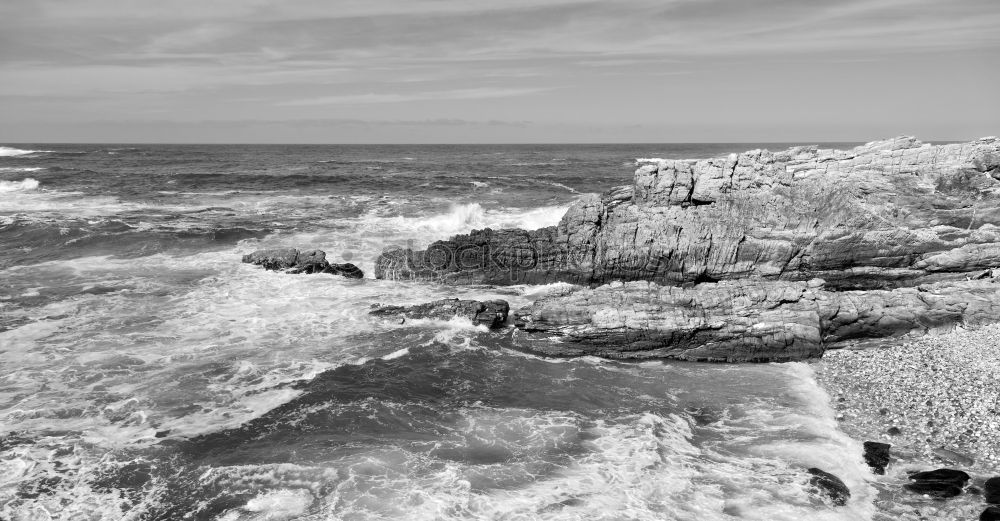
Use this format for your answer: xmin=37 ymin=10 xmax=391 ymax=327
xmin=814 ymin=324 xmax=1000 ymax=519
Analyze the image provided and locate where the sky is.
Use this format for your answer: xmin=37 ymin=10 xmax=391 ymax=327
xmin=1 ymin=0 xmax=998 ymax=143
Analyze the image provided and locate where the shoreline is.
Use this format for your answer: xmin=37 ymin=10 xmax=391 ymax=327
xmin=812 ymin=324 xmax=1000 ymax=519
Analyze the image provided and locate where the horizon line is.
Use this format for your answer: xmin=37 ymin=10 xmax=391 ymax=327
xmin=0 ymin=138 xmax=973 ymax=147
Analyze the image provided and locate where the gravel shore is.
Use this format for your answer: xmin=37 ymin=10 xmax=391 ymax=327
xmin=814 ymin=324 xmax=1000 ymax=471
xmin=813 ymin=324 xmax=1000 ymax=520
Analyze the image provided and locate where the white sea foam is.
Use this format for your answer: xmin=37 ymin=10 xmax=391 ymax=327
xmin=255 ymin=202 xmax=571 ymax=277
xmin=0 ymin=146 xmax=51 ymax=157
xmin=0 ymin=178 xmax=40 ymax=193
xmin=0 ymin=166 xmax=45 ymax=173
xmin=386 ymin=202 xmax=567 ymax=236
xmin=0 ymin=249 xmax=524 ymax=445
xmin=540 ymin=181 xmax=581 ymax=194
xmin=233 ymin=488 xmax=314 ymax=520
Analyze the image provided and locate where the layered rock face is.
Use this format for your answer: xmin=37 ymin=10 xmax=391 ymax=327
xmin=511 ymin=276 xmax=1000 ymax=361
xmin=376 ymin=137 xmax=1000 ymax=289
xmin=373 ymin=137 xmax=1000 ymax=361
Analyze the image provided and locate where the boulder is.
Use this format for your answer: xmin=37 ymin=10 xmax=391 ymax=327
xmin=863 ymin=441 xmax=891 ymax=475
xmin=370 ymin=299 xmax=510 ymax=329
xmin=242 ymin=248 xmax=364 ymax=279
xmin=983 ymin=506 xmax=1000 ymax=521
xmin=904 ymin=468 xmax=970 ymax=498
xmin=806 ymin=468 xmax=850 ymax=506
xmin=985 ymin=476 xmax=1000 ymax=504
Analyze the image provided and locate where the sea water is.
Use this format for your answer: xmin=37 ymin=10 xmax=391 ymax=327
xmin=0 ymin=143 xmax=876 ymax=520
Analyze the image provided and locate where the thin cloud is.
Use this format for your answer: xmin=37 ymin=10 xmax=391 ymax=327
xmin=1 ymin=0 xmax=998 ymax=142
xmin=277 ymin=87 xmax=551 ymax=106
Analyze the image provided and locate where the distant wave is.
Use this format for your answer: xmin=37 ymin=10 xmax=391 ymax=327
xmin=0 ymin=146 xmax=51 ymax=157
xmin=0 ymin=178 xmax=40 ymax=193
xmin=0 ymin=166 xmax=45 ymax=173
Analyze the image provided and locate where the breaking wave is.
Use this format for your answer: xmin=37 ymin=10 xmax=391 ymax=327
xmin=0 ymin=146 xmax=50 ymax=157
xmin=0 ymin=167 xmax=45 ymax=173
xmin=385 ymin=202 xmax=567 ymax=237
xmin=0 ymin=178 xmax=40 ymax=193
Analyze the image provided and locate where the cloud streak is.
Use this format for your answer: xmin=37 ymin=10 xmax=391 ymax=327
xmin=1 ymin=0 xmax=998 ymax=142
xmin=277 ymin=87 xmax=550 ymax=106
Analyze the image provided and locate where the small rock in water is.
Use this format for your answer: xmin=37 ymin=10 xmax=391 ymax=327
xmin=985 ymin=476 xmax=1000 ymax=504
xmin=904 ymin=468 xmax=970 ymax=499
xmin=863 ymin=441 xmax=891 ymax=475
xmin=242 ymin=248 xmax=364 ymax=279
xmin=886 ymin=426 xmax=902 ymax=436
xmin=982 ymin=506 xmax=1000 ymax=521
xmin=807 ymin=468 xmax=851 ymax=506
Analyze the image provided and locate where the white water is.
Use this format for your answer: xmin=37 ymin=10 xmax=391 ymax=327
xmin=2 ymin=192 xmax=878 ymax=520
xmin=0 ymin=167 xmax=45 ymax=173
xmin=0 ymin=178 xmax=40 ymax=193
xmin=0 ymin=146 xmax=51 ymax=157
xmin=252 ymin=202 xmax=570 ymax=275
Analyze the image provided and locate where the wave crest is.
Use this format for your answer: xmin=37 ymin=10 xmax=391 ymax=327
xmin=0 ymin=146 xmax=50 ymax=157
xmin=0 ymin=178 xmax=41 ymax=193
xmin=395 ymin=202 xmax=567 ymax=237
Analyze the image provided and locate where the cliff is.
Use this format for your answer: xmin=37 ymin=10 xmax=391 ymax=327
xmin=376 ymin=137 xmax=1000 ymax=289
xmin=374 ymin=137 xmax=1000 ymax=361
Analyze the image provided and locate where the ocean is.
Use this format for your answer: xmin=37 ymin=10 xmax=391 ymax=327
xmin=1 ymin=143 xmax=877 ymax=520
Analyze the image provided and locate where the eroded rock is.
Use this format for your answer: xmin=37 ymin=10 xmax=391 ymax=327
xmin=509 ymin=278 xmax=1000 ymax=361
xmin=376 ymin=137 xmax=1000 ymax=290
xmin=242 ymin=248 xmax=364 ymax=279
xmin=370 ymin=299 xmax=510 ymax=329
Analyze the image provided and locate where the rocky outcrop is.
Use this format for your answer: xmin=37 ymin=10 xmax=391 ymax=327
xmin=377 ymin=137 xmax=1000 ymax=289
xmin=243 ymin=248 xmax=363 ymax=279
xmin=370 ymin=299 xmax=510 ymax=329
xmin=510 ymin=276 xmax=1000 ymax=361
xmin=372 ymin=137 xmax=1000 ymax=361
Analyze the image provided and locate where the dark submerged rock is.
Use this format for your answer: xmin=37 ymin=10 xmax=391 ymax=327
xmin=370 ymin=298 xmax=510 ymax=329
xmin=904 ymin=468 xmax=970 ymax=498
xmin=932 ymin=447 xmax=975 ymax=466
xmin=985 ymin=476 xmax=1000 ymax=504
xmin=242 ymin=248 xmax=364 ymax=279
xmin=807 ymin=467 xmax=851 ymax=506
xmin=983 ymin=506 xmax=1000 ymax=521
xmin=863 ymin=441 xmax=891 ymax=475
